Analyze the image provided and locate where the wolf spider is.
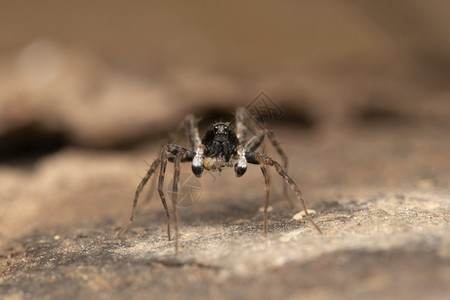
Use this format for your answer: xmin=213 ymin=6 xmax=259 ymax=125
xmin=118 ymin=107 xmax=321 ymax=252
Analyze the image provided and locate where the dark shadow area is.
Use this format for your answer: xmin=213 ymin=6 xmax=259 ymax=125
xmin=355 ymin=106 xmax=409 ymax=125
xmin=0 ymin=123 xmax=67 ymax=166
xmin=276 ymin=103 xmax=317 ymax=129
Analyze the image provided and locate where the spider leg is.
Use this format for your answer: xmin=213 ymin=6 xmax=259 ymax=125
xmin=161 ymin=144 xmax=198 ymax=242
xmin=172 ymin=152 xmax=182 ymax=253
xmin=171 ymin=113 xmax=205 ymax=178
xmin=235 ymin=107 xmax=292 ymax=206
xmin=142 ymin=173 xmax=157 ymax=205
xmin=246 ymin=129 xmax=287 ymax=164
xmin=235 ymin=107 xmax=248 ymax=144
xmin=260 ymin=164 xmax=270 ymax=234
xmin=246 ymin=151 xmax=322 ymax=233
xmin=158 ymin=146 xmax=172 ymax=240
xmin=118 ymin=158 xmax=160 ymax=237
xmin=246 ymin=129 xmax=293 ymax=208
xmin=141 ymin=160 xmax=158 ymax=205
xmin=171 ymin=113 xmax=201 ymax=150
xmin=159 ymin=144 xmax=196 ymax=241
xmin=119 ymin=143 xmax=195 ymax=241
xmin=185 ymin=114 xmax=201 ymax=150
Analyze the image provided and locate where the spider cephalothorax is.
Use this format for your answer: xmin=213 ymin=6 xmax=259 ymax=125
xmin=118 ymin=107 xmax=321 ymax=252
xmin=203 ymin=122 xmax=236 ymax=160
xmin=192 ymin=122 xmax=246 ymax=177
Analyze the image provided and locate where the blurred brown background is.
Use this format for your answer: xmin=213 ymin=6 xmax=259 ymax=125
xmin=0 ymin=1 xmax=449 ymax=299
xmin=1 ymin=0 xmax=449 ymax=150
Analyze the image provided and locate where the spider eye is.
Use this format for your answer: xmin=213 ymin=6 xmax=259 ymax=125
xmin=224 ymin=125 xmax=228 ymax=131
xmin=214 ymin=125 xmax=219 ymax=131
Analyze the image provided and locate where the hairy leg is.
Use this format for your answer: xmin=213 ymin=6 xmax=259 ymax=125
xmin=157 ymin=147 xmax=172 ymax=240
xmin=118 ymin=144 xmax=195 ymax=240
xmin=260 ymin=164 xmax=270 ymax=234
xmin=246 ymin=151 xmax=322 ymax=233
xmin=172 ymin=114 xmax=201 ymax=150
xmin=118 ymin=159 xmax=160 ymax=237
xmin=158 ymin=144 xmax=196 ymax=241
xmin=172 ymin=152 xmax=182 ymax=253
xmin=235 ymin=107 xmax=249 ymax=144
xmin=236 ymin=106 xmax=291 ymax=206
xmin=246 ymin=129 xmax=293 ymax=207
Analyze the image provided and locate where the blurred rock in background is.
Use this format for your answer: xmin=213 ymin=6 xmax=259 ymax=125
xmin=1 ymin=0 xmax=449 ymax=152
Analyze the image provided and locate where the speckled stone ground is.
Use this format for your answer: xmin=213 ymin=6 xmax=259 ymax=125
xmin=1 ymin=124 xmax=449 ymax=300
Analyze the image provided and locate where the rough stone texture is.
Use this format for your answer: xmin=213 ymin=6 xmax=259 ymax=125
xmin=1 ymin=124 xmax=449 ymax=299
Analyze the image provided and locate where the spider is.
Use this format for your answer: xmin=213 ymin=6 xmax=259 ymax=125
xmin=118 ymin=107 xmax=321 ymax=252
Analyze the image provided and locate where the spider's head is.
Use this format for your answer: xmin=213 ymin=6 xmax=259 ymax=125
xmin=212 ymin=122 xmax=230 ymax=136
xmin=201 ymin=121 xmax=236 ymax=161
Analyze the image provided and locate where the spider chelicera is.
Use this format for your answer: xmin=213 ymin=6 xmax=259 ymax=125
xmin=118 ymin=107 xmax=321 ymax=252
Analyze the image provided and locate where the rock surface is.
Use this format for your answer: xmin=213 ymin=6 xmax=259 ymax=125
xmin=1 ymin=123 xmax=449 ymax=299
